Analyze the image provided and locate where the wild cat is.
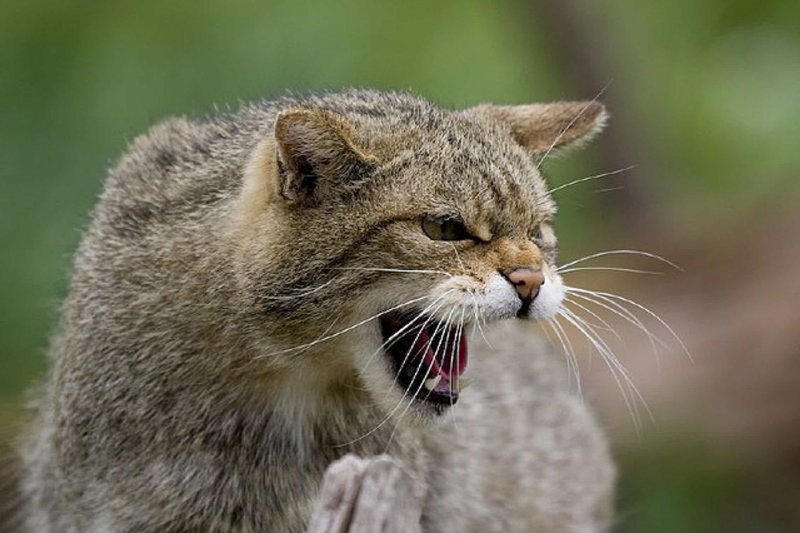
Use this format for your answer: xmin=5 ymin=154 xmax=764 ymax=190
xmin=17 ymin=89 xmax=656 ymax=531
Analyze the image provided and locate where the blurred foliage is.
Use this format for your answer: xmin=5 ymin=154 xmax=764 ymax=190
xmin=1 ymin=0 xmax=799 ymax=530
xmin=615 ymin=434 xmax=764 ymax=533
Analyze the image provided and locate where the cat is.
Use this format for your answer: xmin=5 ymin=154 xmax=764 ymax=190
xmin=20 ymin=90 xmax=614 ymax=531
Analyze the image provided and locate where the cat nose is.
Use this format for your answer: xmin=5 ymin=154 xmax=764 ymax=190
xmin=503 ymin=267 xmax=545 ymax=302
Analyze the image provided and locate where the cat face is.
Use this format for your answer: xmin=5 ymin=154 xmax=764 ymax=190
xmin=237 ymin=91 xmax=606 ymax=416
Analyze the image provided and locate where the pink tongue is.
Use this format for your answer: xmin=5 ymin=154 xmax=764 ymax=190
xmin=411 ymin=326 xmax=469 ymax=382
xmin=440 ymin=330 xmax=468 ymax=377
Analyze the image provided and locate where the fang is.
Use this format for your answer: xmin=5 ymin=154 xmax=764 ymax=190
xmin=424 ymin=375 xmax=442 ymax=391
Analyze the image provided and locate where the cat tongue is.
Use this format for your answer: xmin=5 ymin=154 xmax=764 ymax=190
xmin=439 ymin=328 xmax=468 ymax=377
xmin=411 ymin=325 xmax=468 ymax=391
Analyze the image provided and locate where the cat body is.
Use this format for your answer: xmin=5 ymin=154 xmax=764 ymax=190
xmin=21 ymin=90 xmax=614 ymax=531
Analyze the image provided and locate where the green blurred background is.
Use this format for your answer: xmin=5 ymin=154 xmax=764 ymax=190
xmin=2 ymin=0 xmax=799 ymax=531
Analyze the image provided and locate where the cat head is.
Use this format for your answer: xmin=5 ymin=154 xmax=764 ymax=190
xmin=233 ymin=91 xmax=606 ymax=416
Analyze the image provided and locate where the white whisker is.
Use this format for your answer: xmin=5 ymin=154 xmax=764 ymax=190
xmin=256 ymin=294 xmax=432 ymax=359
xmin=387 ymin=307 xmax=456 ymax=449
xmin=358 ymin=290 xmax=455 ymax=382
xmin=450 ymin=243 xmax=466 ymax=272
xmin=547 ymin=318 xmax=582 ymax=398
xmin=560 ymin=309 xmax=640 ymax=428
xmin=382 ymin=298 xmax=453 ymax=401
xmin=468 ymin=290 xmax=493 ymax=350
xmin=559 ymin=308 xmax=651 ymax=430
xmin=563 ymin=296 xmax=622 ymax=341
xmin=449 ymin=307 xmax=466 ymax=428
xmin=547 ymin=165 xmax=637 ymax=195
xmin=570 ymin=287 xmax=692 ymax=364
xmin=259 ymin=278 xmax=337 ymax=300
xmin=558 ymin=266 xmax=662 ymax=276
xmin=536 ymin=82 xmax=611 ymax=169
xmin=335 ymin=300 xmax=454 ymax=448
xmin=329 ymin=267 xmax=453 ymax=278
xmin=565 ymin=289 xmax=665 ymax=360
xmin=558 ymin=250 xmax=683 ymax=272
xmin=343 ymin=305 xmax=456 ymax=449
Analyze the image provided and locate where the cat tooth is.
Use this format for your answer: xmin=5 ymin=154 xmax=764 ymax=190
xmin=424 ymin=375 xmax=442 ymax=391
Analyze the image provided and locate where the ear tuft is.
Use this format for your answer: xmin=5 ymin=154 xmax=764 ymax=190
xmin=273 ymin=108 xmax=376 ymax=206
xmin=469 ymin=100 xmax=608 ymax=158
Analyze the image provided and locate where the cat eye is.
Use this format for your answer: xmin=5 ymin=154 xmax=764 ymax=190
xmin=422 ymin=215 xmax=472 ymax=241
xmin=532 ymin=226 xmax=543 ymax=241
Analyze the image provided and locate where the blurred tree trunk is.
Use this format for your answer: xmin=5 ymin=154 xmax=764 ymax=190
xmin=522 ymin=0 xmax=655 ymax=229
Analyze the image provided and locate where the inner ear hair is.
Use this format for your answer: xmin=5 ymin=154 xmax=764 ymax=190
xmin=468 ymin=100 xmax=608 ymax=158
xmin=272 ymin=107 xmax=376 ymax=206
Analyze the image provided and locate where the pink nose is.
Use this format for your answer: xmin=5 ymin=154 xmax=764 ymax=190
xmin=504 ymin=268 xmax=545 ymax=302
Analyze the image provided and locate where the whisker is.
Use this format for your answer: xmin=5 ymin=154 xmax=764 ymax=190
xmin=535 ymin=81 xmax=611 ymax=170
xmin=468 ymin=290 xmax=493 ymax=350
xmin=260 ymin=312 xmax=344 ymax=361
xmin=552 ymin=317 xmax=578 ymax=374
xmin=328 ymin=267 xmax=453 ymax=278
xmin=560 ymin=307 xmax=620 ymax=368
xmin=558 ymin=250 xmax=683 ymax=272
xmin=255 ymin=294 xmax=432 ymax=359
xmin=594 ymin=186 xmax=625 ymax=194
xmin=547 ymin=165 xmax=637 ymax=195
xmin=560 ymin=309 xmax=641 ymax=428
xmin=450 ymin=243 xmax=466 ymax=272
xmin=383 ymin=298 xmax=453 ymax=400
xmin=358 ymin=290 xmax=455 ymax=382
xmin=559 ymin=308 xmax=652 ymax=429
xmin=340 ymin=305 xmax=456 ymax=448
xmin=566 ymin=307 xmax=652 ymax=426
xmin=388 ymin=308 xmax=456 ymax=448
xmin=570 ymin=287 xmax=692 ymax=363
xmin=259 ymin=278 xmax=337 ymax=301
xmin=561 ymin=300 xmax=616 ymax=334
xmin=565 ymin=288 xmax=665 ymax=359
xmin=547 ymin=319 xmax=582 ymax=398
xmin=449 ymin=308 xmax=466 ymax=428
xmin=334 ymin=303 xmax=450 ymax=448
xmin=563 ymin=296 xmax=622 ymax=340
xmin=424 ymin=307 xmax=456 ymax=387
xmin=558 ymin=266 xmax=662 ymax=276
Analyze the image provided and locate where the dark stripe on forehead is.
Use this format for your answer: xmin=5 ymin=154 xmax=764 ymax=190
xmin=470 ymin=189 xmax=487 ymax=223
xmin=502 ymin=164 xmax=523 ymax=202
xmin=505 ymin=175 xmax=524 ymax=206
xmin=457 ymin=134 xmax=502 ymax=208
xmin=380 ymin=150 xmax=415 ymax=177
xmin=482 ymin=168 xmax=504 ymax=209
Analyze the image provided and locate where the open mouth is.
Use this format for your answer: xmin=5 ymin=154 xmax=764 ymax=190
xmin=379 ymin=310 xmax=468 ymax=410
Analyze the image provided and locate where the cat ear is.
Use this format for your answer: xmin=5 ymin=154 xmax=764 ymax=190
xmin=271 ymin=107 xmax=376 ymax=206
xmin=468 ymin=101 xmax=607 ymax=158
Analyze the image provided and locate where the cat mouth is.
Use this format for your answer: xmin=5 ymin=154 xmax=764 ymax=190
xmin=379 ymin=310 xmax=468 ymax=410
